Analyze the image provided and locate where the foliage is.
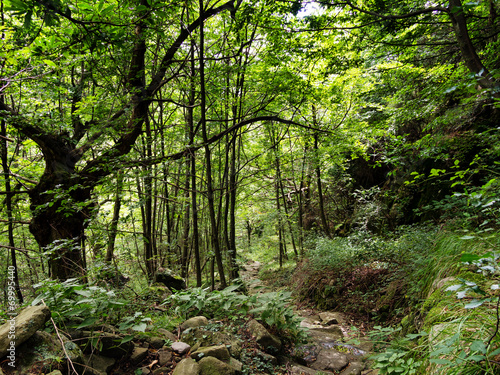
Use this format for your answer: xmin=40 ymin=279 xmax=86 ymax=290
xmin=163 ymin=284 xmax=307 ymax=343
xmin=31 ymin=278 xmax=152 ymax=335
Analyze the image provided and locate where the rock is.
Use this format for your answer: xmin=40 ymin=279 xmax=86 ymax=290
xmin=340 ymin=360 xmax=364 ymax=375
xmin=80 ymin=331 xmax=134 ymax=357
xmin=158 ymin=348 xmax=173 ymax=366
xmin=228 ymin=340 xmax=242 ymax=359
xmin=319 ymin=312 xmax=344 ymax=325
xmin=140 ymin=366 xmax=152 ymax=374
xmin=155 ymin=268 xmax=186 ymax=291
xmin=181 ymin=316 xmax=209 ymax=331
xmin=313 ymin=325 xmax=345 ymax=337
xmin=173 ymin=357 xmax=200 ymax=375
xmin=290 ymin=364 xmax=317 ymax=374
xmin=198 ymin=356 xmax=236 ymax=375
xmin=181 ymin=327 xmax=231 ymax=349
xmin=130 ymin=346 xmax=149 ymax=365
xmin=10 ymin=331 xmax=83 ymax=375
xmin=191 ymin=344 xmax=230 ymax=361
xmin=172 ymin=341 xmax=191 ymax=355
xmin=46 ymin=371 xmax=63 ymax=375
xmin=228 ymin=357 xmax=243 ymax=373
xmin=158 ymin=328 xmax=177 ymax=342
xmin=153 ymin=366 xmax=170 ymax=375
xmin=83 ymin=353 xmax=116 ymax=375
xmin=310 ymin=350 xmax=349 ymax=372
xmin=247 ymin=319 xmax=282 ymax=352
xmin=148 ymin=283 xmax=173 ymax=303
xmin=0 ymin=305 xmax=51 ymax=358
xmin=148 ymin=336 xmax=165 ymax=349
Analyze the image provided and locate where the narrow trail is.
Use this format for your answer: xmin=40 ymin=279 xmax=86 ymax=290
xmin=240 ymin=261 xmax=375 ymax=375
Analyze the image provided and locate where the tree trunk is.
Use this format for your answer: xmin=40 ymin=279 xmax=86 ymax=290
xmin=28 ymin=154 xmax=92 ymax=280
xmin=199 ymin=0 xmax=227 ymax=288
xmin=106 ymin=171 xmax=124 ymax=263
xmin=1 ymin=113 xmax=23 ymax=302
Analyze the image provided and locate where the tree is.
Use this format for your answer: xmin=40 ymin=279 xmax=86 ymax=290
xmin=0 ymin=0 xmax=240 ymax=279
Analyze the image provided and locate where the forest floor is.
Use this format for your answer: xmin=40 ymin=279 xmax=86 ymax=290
xmin=240 ymin=260 xmax=374 ymax=375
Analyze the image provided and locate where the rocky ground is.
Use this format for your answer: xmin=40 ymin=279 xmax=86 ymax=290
xmin=0 ymin=262 xmax=376 ymax=375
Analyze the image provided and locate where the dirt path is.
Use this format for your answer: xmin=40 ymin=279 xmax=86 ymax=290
xmin=240 ymin=261 xmax=375 ymax=375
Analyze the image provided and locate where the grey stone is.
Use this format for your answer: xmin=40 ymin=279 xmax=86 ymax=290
xmin=130 ymin=346 xmax=149 ymax=365
xmin=80 ymin=331 xmax=134 ymax=357
xmin=155 ymin=268 xmax=186 ymax=291
xmin=319 ymin=312 xmax=344 ymax=325
xmin=11 ymin=331 xmax=83 ymax=375
xmin=172 ymin=341 xmax=191 ymax=355
xmin=148 ymin=336 xmax=165 ymax=349
xmin=313 ymin=325 xmax=345 ymax=337
xmin=0 ymin=305 xmax=51 ymax=358
xmin=340 ymin=360 xmax=364 ymax=375
xmin=310 ymin=350 xmax=349 ymax=372
xmin=290 ymin=364 xmax=318 ymax=374
xmin=45 ymin=371 xmax=63 ymax=375
xmin=198 ymin=356 xmax=235 ymax=375
xmin=158 ymin=328 xmax=177 ymax=342
xmin=172 ymin=357 xmax=201 ymax=375
xmin=247 ymin=319 xmax=282 ymax=352
xmin=158 ymin=348 xmax=173 ymax=366
xmin=191 ymin=344 xmax=230 ymax=361
xmin=140 ymin=366 xmax=152 ymax=375
xmin=228 ymin=357 xmax=243 ymax=373
xmin=181 ymin=316 xmax=209 ymax=331
xmin=153 ymin=366 xmax=170 ymax=375
xmin=83 ymin=353 xmax=116 ymax=375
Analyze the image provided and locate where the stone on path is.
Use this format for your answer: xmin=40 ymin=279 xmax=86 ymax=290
xmin=181 ymin=316 xmax=209 ymax=331
xmin=172 ymin=357 xmax=200 ymax=375
xmin=247 ymin=319 xmax=282 ymax=352
xmin=319 ymin=312 xmax=344 ymax=325
xmin=0 ymin=305 xmax=51 ymax=358
xmin=172 ymin=341 xmax=191 ymax=355
xmin=310 ymin=350 xmax=349 ymax=373
xmin=191 ymin=344 xmax=230 ymax=361
xmin=158 ymin=348 xmax=173 ymax=366
xmin=157 ymin=327 xmax=177 ymax=342
xmin=130 ymin=346 xmax=149 ymax=365
xmin=198 ymin=356 xmax=236 ymax=375
xmin=83 ymin=353 xmax=116 ymax=375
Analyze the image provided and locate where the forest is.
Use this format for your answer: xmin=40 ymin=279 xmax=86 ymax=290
xmin=0 ymin=0 xmax=499 ymax=374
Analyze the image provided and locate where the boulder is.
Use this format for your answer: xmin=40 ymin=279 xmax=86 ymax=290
xmin=147 ymin=336 xmax=165 ymax=349
xmin=310 ymin=350 xmax=349 ymax=373
xmin=172 ymin=357 xmax=200 ymax=375
xmin=318 ymin=312 xmax=344 ymax=325
xmin=158 ymin=348 xmax=173 ymax=366
xmin=171 ymin=341 xmax=191 ymax=355
xmin=157 ymin=328 xmax=177 ymax=342
xmin=0 ymin=305 xmax=51 ymax=358
xmin=228 ymin=357 xmax=243 ymax=373
xmin=130 ymin=346 xmax=149 ymax=365
xmin=181 ymin=316 xmax=208 ymax=331
xmin=198 ymin=356 xmax=236 ymax=375
xmin=154 ymin=268 xmax=186 ymax=291
xmin=191 ymin=345 xmax=230 ymax=361
xmin=152 ymin=366 xmax=170 ymax=375
xmin=80 ymin=331 xmax=134 ymax=357
xmin=83 ymin=353 xmax=116 ymax=375
xmin=247 ymin=319 xmax=282 ymax=352
xmin=10 ymin=331 xmax=83 ymax=375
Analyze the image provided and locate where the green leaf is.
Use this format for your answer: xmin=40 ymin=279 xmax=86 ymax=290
xmin=464 ymin=299 xmax=484 ymax=309
xmin=75 ymin=317 xmax=98 ymax=329
xmin=429 ymin=358 xmax=452 ymax=365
